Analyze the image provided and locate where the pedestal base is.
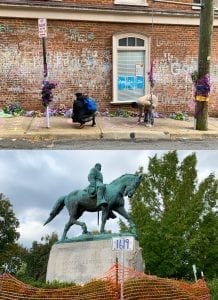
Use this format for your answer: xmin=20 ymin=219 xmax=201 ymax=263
xmin=46 ymin=237 xmax=144 ymax=284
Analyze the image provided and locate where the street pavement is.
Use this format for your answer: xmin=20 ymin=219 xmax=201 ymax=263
xmin=0 ymin=115 xmax=217 ymax=142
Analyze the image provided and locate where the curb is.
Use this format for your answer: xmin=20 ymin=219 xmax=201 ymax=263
xmin=101 ymin=131 xmax=171 ymax=140
xmin=1 ymin=132 xmax=218 ymax=141
xmin=25 ymin=132 xmax=102 ymax=140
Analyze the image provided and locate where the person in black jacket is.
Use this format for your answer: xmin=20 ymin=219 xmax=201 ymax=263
xmin=72 ymin=92 xmax=96 ymax=128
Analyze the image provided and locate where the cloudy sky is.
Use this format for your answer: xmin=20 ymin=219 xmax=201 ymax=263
xmin=0 ymin=150 xmax=217 ymax=248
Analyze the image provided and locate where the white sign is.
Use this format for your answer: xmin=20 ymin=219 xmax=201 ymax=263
xmin=135 ymin=64 xmax=144 ymax=76
xmin=114 ymin=0 xmax=146 ymax=6
xmin=112 ymin=236 xmax=135 ymax=251
xmin=38 ymin=18 xmax=47 ymax=38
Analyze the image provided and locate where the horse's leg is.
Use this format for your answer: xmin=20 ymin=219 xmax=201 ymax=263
xmin=61 ymin=216 xmax=88 ymax=241
xmin=73 ymin=219 xmax=88 ymax=234
xmin=114 ymin=206 xmax=137 ymax=235
xmin=100 ymin=206 xmax=109 ymax=233
xmin=61 ymin=219 xmax=72 ymax=241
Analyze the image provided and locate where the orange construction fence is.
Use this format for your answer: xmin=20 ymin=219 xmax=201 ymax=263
xmin=0 ymin=263 xmax=210 ymax=300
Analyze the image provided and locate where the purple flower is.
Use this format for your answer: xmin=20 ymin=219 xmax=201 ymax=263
xmin=41 ymin=80 xmax=57 ymax=107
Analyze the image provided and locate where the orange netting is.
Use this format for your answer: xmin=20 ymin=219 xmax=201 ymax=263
xmin=0 ymin=263 xmax=210 ymax=300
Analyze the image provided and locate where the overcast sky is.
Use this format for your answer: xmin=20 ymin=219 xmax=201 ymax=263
xmin=0 ymin=150 xmax=217 ymax=248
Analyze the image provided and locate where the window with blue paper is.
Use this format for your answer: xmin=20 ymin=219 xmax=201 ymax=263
xmin=117 ymin=50 xmax=145 ymax=102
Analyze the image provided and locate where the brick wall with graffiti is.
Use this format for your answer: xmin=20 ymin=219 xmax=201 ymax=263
xmin=0 ymin=18 xmax=217 ymax=115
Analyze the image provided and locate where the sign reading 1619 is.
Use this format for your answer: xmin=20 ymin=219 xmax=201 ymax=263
xmin=112 ymin=236 xmax=135 ymax=251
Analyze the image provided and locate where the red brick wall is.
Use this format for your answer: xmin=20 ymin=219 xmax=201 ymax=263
xmin=0 ymin=17 xmax=217 ymax=115
xmin=62 ymin=0 xmax=195 ymax=11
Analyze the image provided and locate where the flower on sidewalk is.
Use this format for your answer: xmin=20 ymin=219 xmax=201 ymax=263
xmin=3 ymin=102 xmax=25 ymax=116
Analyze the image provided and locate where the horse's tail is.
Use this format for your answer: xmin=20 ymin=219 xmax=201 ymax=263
xmin=44 ymin=196 xmax=65 ymax=226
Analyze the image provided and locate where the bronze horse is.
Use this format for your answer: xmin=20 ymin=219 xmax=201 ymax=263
xmin=44 ymin=174 xmax=142 ymax=240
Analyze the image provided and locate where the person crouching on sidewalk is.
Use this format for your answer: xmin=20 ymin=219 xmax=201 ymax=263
xmin=72 ymin=92 xmax=96 ymax=129
xmin=131 ymin=93 xmax=158 ymax=127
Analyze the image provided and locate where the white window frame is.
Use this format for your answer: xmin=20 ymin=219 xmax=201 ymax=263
xmin=114 ymin=0 xmax=148 ymax=6
xmin=112 ymin=33 xmax=150 ymax=103
xmin=192 ymin=0 xmax=218 ymax=10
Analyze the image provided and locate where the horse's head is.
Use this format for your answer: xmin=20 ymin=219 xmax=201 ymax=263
xmin=124 ymin=174 xmax=143 ymax=198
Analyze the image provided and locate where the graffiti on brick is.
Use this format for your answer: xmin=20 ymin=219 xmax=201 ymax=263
xmin=67 ymin=28 xmax=95 ymax=42
xmin=153 ymin=53 xmax=196 ymax=104
xmin=170 ymin=61 xmax=196 ymax=76
xmin=0 ymin=24 xmax=13 ymax=33
xmin=156 ymin=39 xmax=187 ymax=48
xmin=0 ymin=45 xmax=111 ymax=103
xmin=211 ymin=57 xmax=218 ymax=84
xmin=7 ymin=86 xmax=24 ymax=93
xmin=155 ymin=53 xmax=198 ymax=78
xmin=1 ymin=43 xmax=217 ymax=108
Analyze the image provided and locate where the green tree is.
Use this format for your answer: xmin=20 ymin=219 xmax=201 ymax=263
xmin=23 ymin=233 xmax=58 ymax=282
xmin=0 ymin=193 xmax=20 ymax=273
xmin=129 ymin=151 xmax=217 ymax=280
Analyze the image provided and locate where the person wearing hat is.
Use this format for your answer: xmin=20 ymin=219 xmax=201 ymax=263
xmin=88 ymin=163 xmax=107 ymax=207
xmin=72 ymin=92 xmax=96 ymax=128
xmin=87 ymin=163 xmax=117 ymax=219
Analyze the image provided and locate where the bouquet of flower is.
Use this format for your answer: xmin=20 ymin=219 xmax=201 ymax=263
xmin=41 ymin=80 xmax=57 ymax=107
xmin=3 ymin=102 xmax=25 ymax=116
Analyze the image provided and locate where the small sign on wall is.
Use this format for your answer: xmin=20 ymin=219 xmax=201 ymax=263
xmin=135 ymin=64 xmax=144 ymax=76
xmin=38 ymin=18 xmax=47 ymax=38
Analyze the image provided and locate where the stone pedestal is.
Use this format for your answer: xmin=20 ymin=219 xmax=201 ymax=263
xmin=46 ymin=238 xmax=144 ymax=284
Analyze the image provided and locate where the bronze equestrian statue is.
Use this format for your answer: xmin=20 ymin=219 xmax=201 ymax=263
xmin=44 ymin=169 xmax=142 ymax=241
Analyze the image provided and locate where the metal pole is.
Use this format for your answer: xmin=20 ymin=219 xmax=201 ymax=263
xmin=42 ymin=37 xmax=47 ymax=79
xmin=46 ymin=106 xmax=50 ymax=128
xmin=120 ymin=249 xmax=124 ymax=300
xmin=115 ymin=256 xmax=119 ymax=300
xmin=42 ymin=36 xmax=50 ymax=128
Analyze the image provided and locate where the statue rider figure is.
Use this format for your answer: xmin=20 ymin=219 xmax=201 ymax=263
xmin=88 ymin=163 xmax=107 ymax=208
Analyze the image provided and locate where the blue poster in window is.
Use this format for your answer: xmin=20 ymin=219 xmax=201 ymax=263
xmin=136 ymin=76 xmax=144 ymax=89
xmin=118 ymin=76 xmax=126 ymax=90
xmin=127 ymin=76 xmax=135 ymax=90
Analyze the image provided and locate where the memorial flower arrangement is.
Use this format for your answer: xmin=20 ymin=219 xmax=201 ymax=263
xmin=3 ymin=102 xmax=25 ymax=116
xmin=191 ymin=71 xmax=211 ymax=102
xmin=41 ymin=80 xmax=57 ymax=107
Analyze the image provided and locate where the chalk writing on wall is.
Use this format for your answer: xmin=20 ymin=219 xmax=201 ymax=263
xmin=7 ymin=87 xmax=24 ymax=93
xmin=152 ymin=52 xmax=218 ymax=106
xmin=0 ymin=24 xmax=13 ymax=33
xmin=153 ymin=53 xmax=195 ymax=105
xmin=154 ymin=53 xmax=198 ymax=81
xmin=67 ymin=28 xmax=95 ymax=42
xmin=0 ymin=45 xmax=111 ymax=102
xmin=211 ymin=57 xmax=218 ymax=84
xmin=1 ymin=43 xmax=217 ymax=109
xmin=156 ymin=39 xmax=188 ymax=48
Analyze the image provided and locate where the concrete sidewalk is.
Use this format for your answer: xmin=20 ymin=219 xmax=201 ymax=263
xmin=0 ymin=115 xmax=217 ymax=141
